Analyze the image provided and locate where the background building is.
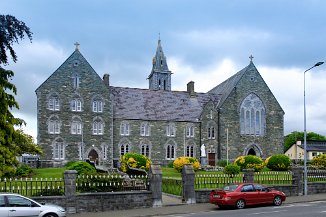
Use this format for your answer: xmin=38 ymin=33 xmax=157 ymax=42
xmin=36 ymin=40 xmax=284 ymax=167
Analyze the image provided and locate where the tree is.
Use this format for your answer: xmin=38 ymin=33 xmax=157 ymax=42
xmin=284 ymin=131 xmax=326 ymax=152
xmin=0 ymin=14 xmax=39 ymax=177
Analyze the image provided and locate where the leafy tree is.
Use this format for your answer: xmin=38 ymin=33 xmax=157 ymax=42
xmin=0 ymin=14 xmax=36 ymax=177
xmin=284 ymin=131 xmax=326 ymax=152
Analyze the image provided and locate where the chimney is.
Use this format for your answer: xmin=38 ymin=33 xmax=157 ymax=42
xmin=103 ymin=74 xmax=110 ymax=87
xmin=187 ymin=81 xmax=195 ymax=97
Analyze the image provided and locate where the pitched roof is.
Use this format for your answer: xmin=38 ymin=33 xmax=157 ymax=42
xmin=208 ymin=61 xmax=253 ymax=106
xmin=299 ymin=140 xmax=326 ymax=152
xmin=111 ymin=87 xmax=220 ymax=121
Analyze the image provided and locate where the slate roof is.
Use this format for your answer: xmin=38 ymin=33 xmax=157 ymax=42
xmin=299 ymin=140 xmax=326 ymax=152
xmin=208 ymin=62 xmax=254 ymax=106
xmin=111 ymin=87 xmax=220 ymax=121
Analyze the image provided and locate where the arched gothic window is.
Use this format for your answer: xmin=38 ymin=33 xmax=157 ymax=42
xmin=53 ymin=138 xmax=65 ymax=160
xmin=166 ymin=144 xmax=175 ymax=160
xmin=93 ymin=118 xmax=104 ymax=135
xmin=186 ymin=145 xmax=194 ymax=157
xmin=120 ymin=121 xmax=130 ymax=136
xmin=48 ymin=116 xmax=61 ymax=134
xmin=140 ymin=122 xmax=150 ymax=136
xmin=240 ymin=93 xmax=266 ymax=136
xmin=71 ymin=117 xmax=82 ymax=135
xmin=120 ymin=144 xmax=129 ymax=156
xmin=48 ymin=94 xmax=60 ymax=111
xmin=141 ymin=144 xmax=150 ymax=157
xmin=166 ymin=123 xmax=176 ymax=137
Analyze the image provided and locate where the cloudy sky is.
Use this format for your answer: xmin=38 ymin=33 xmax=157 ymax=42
xmin=2 ymin=0 xmax=326 ymax=140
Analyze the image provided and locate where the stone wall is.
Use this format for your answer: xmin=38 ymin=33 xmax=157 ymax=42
xmin=32 ymin=192 xmax=152 ymax=213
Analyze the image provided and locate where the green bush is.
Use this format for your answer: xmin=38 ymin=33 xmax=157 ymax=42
xmin=234 ymin=155 xmax=264 ymax=172
xmin=311 ymin=154 xmax=326 ymax=169
xmin=15 ymin=164 xmax=33 ymax=177
xmin=67 ymin=161 xmax=96 ymax=175
xmin=224 ymin=164 xmax=240 ymax=177
xmin=64 ymin=161 xmax=77 ymax=168
xmin=265 ymin=154 xmax=291 ymax=171
xmin=217 ymin=160 xmax=230 ymax=167
xmin=120 ymin=153 xmax=151 ymax=173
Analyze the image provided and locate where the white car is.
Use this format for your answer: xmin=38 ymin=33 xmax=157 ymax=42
xmin=0 ymin=193 xmax=66 ymax=217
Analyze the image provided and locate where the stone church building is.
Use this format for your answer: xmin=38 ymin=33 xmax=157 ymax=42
xmin=35 ymin=40 xmax=284 ymax=168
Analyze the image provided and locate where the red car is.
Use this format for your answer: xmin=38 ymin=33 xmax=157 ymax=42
xmin=209 ymin=183 xmax=286 ymax=209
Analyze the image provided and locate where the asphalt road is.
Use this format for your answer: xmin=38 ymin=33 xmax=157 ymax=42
xmin=164 ymin=201 xmax=326 ymax=217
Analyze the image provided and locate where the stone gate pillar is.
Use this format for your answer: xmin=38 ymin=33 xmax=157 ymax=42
xmin=182 ymin=164 xmax=196 ymax=204
xmin=64 ymin=170 xmax=78 ymax=213
xmin=242 ymin=168 xmax=255 ymax=183
xmin=149 ymin=164 xmax=162 ymax=207
xmin=292 ymin=166 xmax=304 ymax=196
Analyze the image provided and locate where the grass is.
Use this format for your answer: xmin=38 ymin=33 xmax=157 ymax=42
xmin=32 ymin=167 xmax=66 ymax=179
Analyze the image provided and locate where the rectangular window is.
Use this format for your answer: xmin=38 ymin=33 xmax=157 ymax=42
xmin=121 ymin=123 xmax=130 ymax=136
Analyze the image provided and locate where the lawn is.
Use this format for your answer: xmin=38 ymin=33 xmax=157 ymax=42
xmin=32 ymin=167 xmax=66 ymax=179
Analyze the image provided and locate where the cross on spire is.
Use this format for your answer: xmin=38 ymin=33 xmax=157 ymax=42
xmin=249 ymin=55 xmax=254 ymax=62
xmin=74 ymin=42 xmax=80 ymax=50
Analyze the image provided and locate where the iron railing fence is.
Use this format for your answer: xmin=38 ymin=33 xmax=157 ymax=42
xmin=76 ymin=174 xmax=149 ymax=193
xmin=0 ymin=177 xmax=64 ymax=197
xmin=307 ymin=169 xmax=326 ymax=182
xmin=254 ymin=171 xmax=293 ymax=185
xmin=195 ymin=173 xmax=244 ymax=190
xmin=162 ymin=177 xmax=182 ymax=196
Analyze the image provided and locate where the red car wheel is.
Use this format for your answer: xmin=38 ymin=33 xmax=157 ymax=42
xmin=235 ymin=199 xmax=246 ymax=209
xmin=273 ymin=196 xmax=282 ymax=206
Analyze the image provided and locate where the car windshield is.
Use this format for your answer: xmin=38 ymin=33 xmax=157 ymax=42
xmin=223 ymin=184 xmax=239 ymax=192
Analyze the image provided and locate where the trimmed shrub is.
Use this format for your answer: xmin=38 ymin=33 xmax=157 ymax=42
xmin=173 ymin=157 xmax=200 ymax=172
xmin=311 ymin=154 xmax=326 ymax=169
xmin=67 ymin=161 xmax=97 ymax=175
xmin=64 ymin=161 xmax=77 ymax=168
xmin=234 ymin=155 xmax=264 ymax=172
xmin=266 ymin=154 xmax=291 ymax=171
xmin=120 ymin=153 xmax=151 ymax=173
xmin=224 ymin=164 xmax=240 ymax=177
xmin=217 ymin=160 xmax=230 ymax=167
xmin=15 ymin=164 xmax=33 ymax=177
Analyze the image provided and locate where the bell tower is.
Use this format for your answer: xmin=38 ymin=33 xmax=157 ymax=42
xmin=148 ymin=38 xmax=172 ymax=91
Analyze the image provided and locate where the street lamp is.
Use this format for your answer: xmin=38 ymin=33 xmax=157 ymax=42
xmin=303 ymin=61 xmax=324 ymax=196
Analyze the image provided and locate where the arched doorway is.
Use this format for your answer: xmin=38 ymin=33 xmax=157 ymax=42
xmin=248 ymin=148 xmax=256 ymax=156
xmin=88 ymin=149 xmax=99 ymax=165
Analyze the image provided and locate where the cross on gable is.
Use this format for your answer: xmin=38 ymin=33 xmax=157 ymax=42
xmin=249 ymin=55 xmax=254 ymax=62
xmin=74 ymin=42 xmax=80 ymax=50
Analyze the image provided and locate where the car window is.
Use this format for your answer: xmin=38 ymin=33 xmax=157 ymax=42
xmin=223 ymin=184 xmax=238 ymax=192
xmin=0 ymin=196 xmax=5 ymax=207
xmin=7 ymin=195 xmax=32 ymax=207
xmin=241 ymin=184 xmax=255 ymax=192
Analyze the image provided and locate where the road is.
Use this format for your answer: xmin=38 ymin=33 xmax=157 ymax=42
xmin=165 ymin=201 xmax=326 ymax=217
xmin=70 ymin=201 xmax=326 ymax=217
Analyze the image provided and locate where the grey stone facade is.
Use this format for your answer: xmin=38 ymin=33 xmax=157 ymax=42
xmin=36 ymin=40 xmax=284 ymax=167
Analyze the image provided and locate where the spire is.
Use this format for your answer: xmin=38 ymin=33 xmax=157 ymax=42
xmin=148 ymin=37 xmax=172 ymax=91
xmin=151 ymin=38 xmax=169 ymax=73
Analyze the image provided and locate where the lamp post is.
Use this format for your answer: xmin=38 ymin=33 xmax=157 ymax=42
xmin=303 ymin=61 xmax=324 ymax=196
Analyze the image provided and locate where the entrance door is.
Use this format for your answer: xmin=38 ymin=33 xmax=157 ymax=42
xmin=248 ymin=148 xmax=256 ymax=156
xmin=208 ymin=153 xmax=216 ymax=166
xmin=88 ymin=149 xmax=99 ymax=165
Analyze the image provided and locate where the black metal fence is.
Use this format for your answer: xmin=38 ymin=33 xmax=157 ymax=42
xmin=0 ymin=177 xmax=64 ymax=197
